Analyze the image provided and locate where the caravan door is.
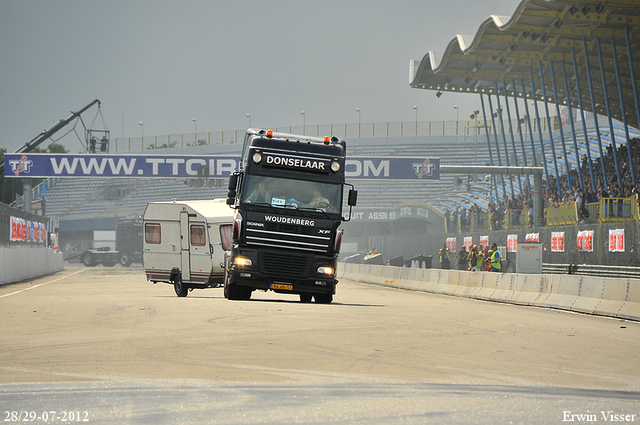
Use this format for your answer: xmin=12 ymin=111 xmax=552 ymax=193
xmin=180 ymin=211 xmax=191 ymax=281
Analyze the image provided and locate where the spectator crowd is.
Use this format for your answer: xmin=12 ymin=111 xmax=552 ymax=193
xmin=446 ymin=137 xmax=640 ymax=231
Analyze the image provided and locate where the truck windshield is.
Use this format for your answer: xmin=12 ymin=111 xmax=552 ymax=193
xmin=242 ymin=175 xmax=342 ymax=214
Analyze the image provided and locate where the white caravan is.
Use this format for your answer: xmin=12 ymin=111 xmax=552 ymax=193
xmin=143 ymin=199 xmax=234 ymax=297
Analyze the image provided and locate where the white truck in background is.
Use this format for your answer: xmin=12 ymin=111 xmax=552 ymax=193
xmin=143 ymin=199 xmax=234 ymax=297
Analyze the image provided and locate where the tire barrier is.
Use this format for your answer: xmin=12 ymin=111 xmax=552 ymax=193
xmin=338 ymin=263 xmax=640 ymax=321
xmin=0 ymin=248 xmax=63 ymax=286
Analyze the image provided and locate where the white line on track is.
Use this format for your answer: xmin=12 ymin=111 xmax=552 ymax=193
xmin=0 ymin=268 xmax=87 ymax=298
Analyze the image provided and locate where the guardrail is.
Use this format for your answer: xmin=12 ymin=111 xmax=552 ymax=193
xmin=543 ymin=263 xmax=640 ymax=279
xmin=545 ymin=196 xmax=638 ymax=226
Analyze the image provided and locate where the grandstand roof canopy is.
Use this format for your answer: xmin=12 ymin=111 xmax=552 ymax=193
xmin=410 ymin=0 xmax=640 ymax=130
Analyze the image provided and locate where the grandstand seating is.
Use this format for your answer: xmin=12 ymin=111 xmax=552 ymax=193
xmin=39 ymin=119 xmax=639 ymax=221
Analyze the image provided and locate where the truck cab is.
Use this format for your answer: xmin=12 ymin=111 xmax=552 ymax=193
xmin=225 ymin=129 xmax=357 ymax=303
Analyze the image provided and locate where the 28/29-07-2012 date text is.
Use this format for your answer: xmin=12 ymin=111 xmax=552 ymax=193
xmin=4 ymin=411 xmax=89 ymax=422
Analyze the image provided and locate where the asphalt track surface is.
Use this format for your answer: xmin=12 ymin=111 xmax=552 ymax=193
xmin=0 ymin=264 xmax=639 ymax=424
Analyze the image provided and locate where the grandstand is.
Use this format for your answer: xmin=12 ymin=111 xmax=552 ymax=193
xmin=33 ymin=115 xmax=639 ymax=222
xmin=37 ymin=125 xmax=492 ymax=221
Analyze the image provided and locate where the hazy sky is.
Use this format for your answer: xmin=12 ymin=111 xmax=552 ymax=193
xmin=1 ymin=0 xmax=523 ymax=153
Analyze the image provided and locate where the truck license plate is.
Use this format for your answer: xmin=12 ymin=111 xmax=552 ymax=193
xmin=271 ymin=283 xmax=293 ymax=291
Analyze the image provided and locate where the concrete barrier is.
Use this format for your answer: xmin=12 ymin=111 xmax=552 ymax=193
xmin=0 ymin=247 xmax=64 ymax=286
xmin=476 ymin=272 xmax=498 ymax=301
xmin=340 ymin=263 xmax=640 ymax=321
xmin=572 ymin=276 xmax=607 ymax=315
xmin=618 ymin=279 xmax=640 ymax=321
xmin=511 ymin=274 xmax=545 ymax=306
xmin=545 ymin=274 xmax=581 ymax=312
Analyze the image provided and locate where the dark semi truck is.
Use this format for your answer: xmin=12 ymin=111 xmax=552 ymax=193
xmin=224 ymin=129 xmax=357 ymax=303
xmin=80 ymin=216 xmax=143 ymax=267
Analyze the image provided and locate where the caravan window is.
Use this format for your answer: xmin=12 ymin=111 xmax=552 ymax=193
xmin=220 ymin=224 xmax=232 ymax=251
xmin=190 ymin=225 xmax=206 ymax=246
xmin=145 ymin=223 xmax=161 ymax=244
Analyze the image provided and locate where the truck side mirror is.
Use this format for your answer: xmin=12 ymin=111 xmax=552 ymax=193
xmin=348 ymin=189 xmax=358 ymax=206
xmin=227 ymin=173 xmax=239 ymax=206
xmin=228 ymin=173 xmax=238 ymax=191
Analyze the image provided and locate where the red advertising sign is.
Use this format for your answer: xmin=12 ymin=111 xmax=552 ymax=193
xmin=551 ymin=231 xmax=565 ymax=252
xmin=446 ymin=237 xmax=456 ymax=252
xmin=609 ymin=229 xmax=625 ymax=252
xmin=525 ymin=233 xmax=539 ymax=242
xmin=10 ymin=216 xmax=46 ymax=243
xmin=507 ymin=234 xmax=518 ymax=252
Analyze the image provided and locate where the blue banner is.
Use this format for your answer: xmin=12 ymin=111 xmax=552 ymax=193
xmin=345 ymin=157 xmax=439 ymax=180
xmin=4 ymin=154 xmax=240 ymax=178
xmin=4 ymin=154 xmax=440 ymax=180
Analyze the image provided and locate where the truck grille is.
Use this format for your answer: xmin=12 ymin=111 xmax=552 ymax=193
xmin=260 ymin=251 xmax=311 ymax=278
xmin=246 ymin=223 xmax=331 ymax=253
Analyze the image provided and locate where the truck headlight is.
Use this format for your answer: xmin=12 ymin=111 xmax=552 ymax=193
xmin=235 ymin=257 xmax=253 ymax=267
xmin=317 ymin=266 xmax=334 ymax=275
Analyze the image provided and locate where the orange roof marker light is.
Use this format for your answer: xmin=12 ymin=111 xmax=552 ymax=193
xmin=323 ymin=136 xmax=330 ymax=145
xmin=266 ymin=130 xmax=273 ymax=138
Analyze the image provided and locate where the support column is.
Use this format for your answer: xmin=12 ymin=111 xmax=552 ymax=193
xmin=612 ymin=37 xmax=636 ymax=186
xmin=512 ymin=78 xmax=532 ymax=192
xmin=480 ymin=93 xmax=500 ymax=201
xmin=560 ymin=60 xmax=584 ymax=190
xmin=571 ymin=49 xmax=595 ymax=191
xmin=23 ymin=180 xmax=32 ymax=213
xmin=583 ymin=37 xmax=608 ymax=187
xmin=533 ymin=170 xmax=544 ymax=227
xmin=626 ymin=26 xmax=640 ymax=142
xmin=521 ymin=79 xmax=538 ymax=167
xmin=596 ymin=37 xmax=622 ymax=187
xmin=539 ymin=60 xmax=563 ymax=195
xmin=529 ymin=68 xmax=551 ymax=193
xmin=549 ymin=61 xmax=573 ymax=188
xmin=502 ymin=79 xmax=524 ymax=194
xmin=487 ymin=93 xmax=508 ymax=199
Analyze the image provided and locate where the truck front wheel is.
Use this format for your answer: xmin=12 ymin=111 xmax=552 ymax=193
xmin=225 ymin=280 xmax=251 ymax=301
xmin=313 ymin=293 xmax=333 ymax=304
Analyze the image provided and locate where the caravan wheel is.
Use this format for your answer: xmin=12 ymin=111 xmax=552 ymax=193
xmin=174 ymin=277 xmax=188 ymax=297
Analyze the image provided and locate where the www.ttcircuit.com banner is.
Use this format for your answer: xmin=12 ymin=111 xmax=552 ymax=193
xmin=4 ymin=154 xmax=440 ymax=180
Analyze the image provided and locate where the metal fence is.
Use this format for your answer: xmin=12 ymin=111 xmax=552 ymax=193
xmin=108 ymin=118 xmax=556 ymax=153
xmin=443 ymin=196 xmax=640 ymax=232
